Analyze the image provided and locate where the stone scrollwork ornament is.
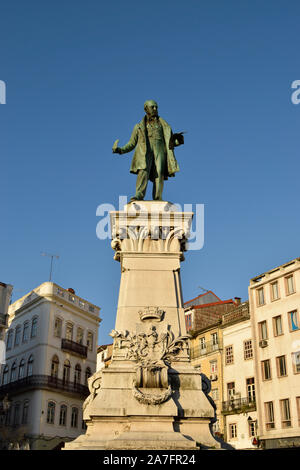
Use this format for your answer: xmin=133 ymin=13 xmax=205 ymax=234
xmin=110 ymin=325 xmax=190 ymax=405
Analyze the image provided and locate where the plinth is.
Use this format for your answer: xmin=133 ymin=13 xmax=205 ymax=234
xmin=64 ymin=201 xmax=218 ymax=450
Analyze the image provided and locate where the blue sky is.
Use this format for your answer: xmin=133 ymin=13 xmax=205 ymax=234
xmin=1 ymin=0 xmax=299 ymax=344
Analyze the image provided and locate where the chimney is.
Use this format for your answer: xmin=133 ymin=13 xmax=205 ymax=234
xmin=234 ymin=297 xmax=241 ymax=305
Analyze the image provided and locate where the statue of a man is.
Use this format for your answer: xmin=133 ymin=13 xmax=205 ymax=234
xmin=112 ymin=100 xmax=184 ymax=201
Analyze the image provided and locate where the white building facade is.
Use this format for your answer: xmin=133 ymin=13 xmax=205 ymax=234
xmin=249 ymin=258 xmax=300 ymax=449
xmin=0 ymin=282 xmax=101 ymax=450
xmin=221 ymin=302 xmax=258 ymax=449
xmin=0 ymin=282 xmax=13 ymax=342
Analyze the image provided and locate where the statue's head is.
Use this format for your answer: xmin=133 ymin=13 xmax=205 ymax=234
xmin=144 ymin=100 xmax=158 ymax=118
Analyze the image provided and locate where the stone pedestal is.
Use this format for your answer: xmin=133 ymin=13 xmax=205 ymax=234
xmin=64 ymin=201 xmax=219 ymax=450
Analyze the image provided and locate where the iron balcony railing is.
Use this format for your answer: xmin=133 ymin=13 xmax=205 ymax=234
xmin=0 ymin=374 xmax=89 ymax=398
xmin=190 ymin=339 xmax=222 ymax=359
xmin=0 ymin=313 xmax=8 ymax=327
xmin=61 ymin=338 xmax=88 ymax=358
xmin=222 ymin=396 xmax=256 ymax=415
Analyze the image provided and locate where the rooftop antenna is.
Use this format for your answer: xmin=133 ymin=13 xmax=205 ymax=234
xmin=198 ymin=286 xmax=210 ymax=294
xmin=41 ymin=252 xmax=59 ymax=281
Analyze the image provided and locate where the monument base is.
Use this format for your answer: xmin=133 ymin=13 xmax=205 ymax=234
xmin=64 ymin=202 xmax=220 ymax=450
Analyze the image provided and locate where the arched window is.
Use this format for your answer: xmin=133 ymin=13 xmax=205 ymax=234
xmin=2 ymin=364 xmax=9 ymax=385
xmin=10 ymin=362 xmax=17 ymax=382
xmin=63 ymin=360 xmax=70 ymax=384
xmin=18 ymin=359 xmax=25 ymax=379
xmin=14 ymin=325 xmax=21 ymax=347
xmin=13 ymin=403 xmax=20 ymax=426
xmin=51 ymin=355 xmax=59 ymax=378
xmin=59 ymin=404 xmax=67 ymax=426
xmin=47 ymin=401 xmax=55 ymax=424
xmin=74 ymin=364 xmax=81 ymax=385
xmin=85 ymin=367 xmax=91 ymax=385
xmin=22 ymin=401 xmax=29 ymax=424
xmin=27 ymin=355 xmax=34 ymax=376
xmin=71 ymin=407 xmax=78 ymax=428
xmin=31 ymin=317 xmax=38 ymax=338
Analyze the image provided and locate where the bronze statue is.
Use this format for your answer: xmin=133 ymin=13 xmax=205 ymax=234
xmin=112 ymin=100 xmax=184 ymax=201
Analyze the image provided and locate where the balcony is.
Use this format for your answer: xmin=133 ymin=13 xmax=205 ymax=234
xmin=61 ymin=338 xmax=88 ymax=358
xmin=0 ymin=375 xmax=89 ymax=399
xmin=190 ymin=340 xmax=222 ymax=359
xmin=222 ymin=396 xmax=256 ymax=415
xmin=0 ymin=313 xmax=8 ymax=328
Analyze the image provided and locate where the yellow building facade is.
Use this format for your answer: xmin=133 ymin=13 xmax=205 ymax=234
xmin=190 ymin=323 xmax=224 ymax=437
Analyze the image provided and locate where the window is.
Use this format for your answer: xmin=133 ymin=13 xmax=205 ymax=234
xmin=59 ymin=405 xmax=67 ymax=426
xmin=85 ymin=367 xmax=92 ymax=385
xmin=63 ymin=360 xmax=71 ymax=384
xmin=13 ymin=403 xmax=20 ymax=426
xmin=227 ymin=382 xmax=235 ymax=399
xmin=229 ymin=423 xmax=237 ymax=439
xmin=297 ymin=397 xmax=300 ymax=426
xmin=22 ymin=321 xmax=29 ymax=342
xmin=6 ymin=330 xmax=13 ymax=350
xmin=261 ymin=359 xmax=272 ymax=380
xmin=273 ymin=315 xmax=283 ymax=336
xmin=71 ymin=407 xmax=78 ymax=428
xmin=211 ymin=333 xmax=218 ymax=350
xmin=74 ymin=364 xmax=81 ymax=385
xmin=244 ymin=340 xmax=253 ymax=360
xmin=27 ymin=355 xmax=34 ymax=376
xmin=18 ymin=359 xmax=25 ymax=379
xmin=76 ymin=327 xmax=84 ymax=345
xmin=280 ymin=399 xmax=291 ymax=428
xmin=210 ymin=360 xmax=217 ymax=374
xmin=288 ymin=310 xmax=299 ymax=332
xmin=211 ymin=388 xmax=219 ymax=401
xmin=276 ymin=355 xmax=287 ymax=377
xmin=265 ymin=401 xmax=275 ymax=430
xmin=257 ymin=287 xmax=265 ymax=306
xmin=87 ymin=332 xmax=93 ymax=351
xmin=14 ymin=325 xmax=21 ymax=346
xmin=270 ymin=281 xmax=279 ymax=301
xmin=22 ymin=401 xmax=29 ymax=425
xmin=292 ymin=351 xmax=300 ymax=374
xmin=51 ymin=355 xmax=59 ymax=378
xmin=285 ymin=275 xmax=295 ymax=295
xmin=47 ymin=401 xmax=55 ymax=424
xmin=249 ymin=420 xmax=256 ymax=437
xmin=258 ymin=321 xmax=268 ymax=340
xmin=2 ymin=364 xmax=9 ymax=385
xmin=199 ymin=337 xmax=206 ymax=352
xmin=246 ymin=377 xmax=256 ymax=402
xmin=66 ymin=322 xmax=73 ymax=341
xmin=10 ymin=362 xmax=17 ymax=382
xmin=225 ymin=346 xmax=234 ymax=365
xmin=54 ymin=317 xmax=62 ymax=337
xmin=185 ymin=314 xmax=192 ymax=331
xmin=31 ymin=317 xmax=38 ymax=338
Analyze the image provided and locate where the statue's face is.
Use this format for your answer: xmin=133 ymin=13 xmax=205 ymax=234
xmin=145 ymin=100 xmax=158 ymax=118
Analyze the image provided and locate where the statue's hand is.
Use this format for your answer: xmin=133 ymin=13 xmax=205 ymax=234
xmin=112 ymin=147 xmax=122 ymax=154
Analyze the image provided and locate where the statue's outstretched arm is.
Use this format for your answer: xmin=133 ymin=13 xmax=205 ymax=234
xmin=112 ymin=125 xmax=139 ymax=155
